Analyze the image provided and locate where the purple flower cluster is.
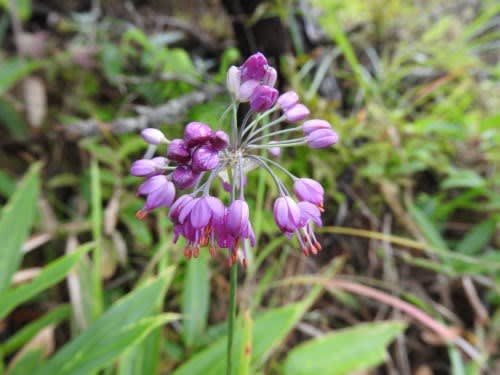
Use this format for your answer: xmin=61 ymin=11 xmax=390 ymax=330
xmin=131 ymin=52 xmax=339 ymax=266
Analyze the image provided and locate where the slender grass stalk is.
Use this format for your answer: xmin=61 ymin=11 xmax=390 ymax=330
xmin=90 ymin=158 xmax=103 ymax=318
xmin=226 ymin=263 xmax=238 ymax=375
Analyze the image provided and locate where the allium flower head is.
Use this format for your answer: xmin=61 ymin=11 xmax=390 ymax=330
xmin=130 ymin=52 xmax=339 ymax=265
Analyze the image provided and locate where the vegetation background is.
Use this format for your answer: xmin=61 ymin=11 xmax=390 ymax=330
xmin=0 ymin=0 xmax=498 ymax=374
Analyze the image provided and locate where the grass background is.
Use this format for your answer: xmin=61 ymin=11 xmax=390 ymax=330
xmin=0 ymin=0 xmax=498 ymax=374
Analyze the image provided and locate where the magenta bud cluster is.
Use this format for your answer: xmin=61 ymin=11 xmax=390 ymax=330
xmin=131 ymin=52 xmax=339 ymax=266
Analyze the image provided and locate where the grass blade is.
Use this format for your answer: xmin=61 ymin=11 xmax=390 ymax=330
xmin=0 ymin=163 xmax=41 ymax=294
xmin=283 ymin=322 xmax=406 ymax=375
xmin=0 ymin=243 xmax=94 ymax=319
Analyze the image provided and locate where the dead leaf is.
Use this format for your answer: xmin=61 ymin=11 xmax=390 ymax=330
xmin=12 ymin=268 xmax=41 ymax=285
xmin=23 ymin=77 xmax=47 ymax=128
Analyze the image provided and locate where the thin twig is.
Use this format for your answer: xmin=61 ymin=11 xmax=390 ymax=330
xmin=60 ymin=85 xmax=224 ymax=138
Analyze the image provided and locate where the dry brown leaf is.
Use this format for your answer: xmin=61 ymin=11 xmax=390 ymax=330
xmin=12 ymin=268 xmax=41 ymax=285
xmin=23 ymin=77 xmax=47 ymax=128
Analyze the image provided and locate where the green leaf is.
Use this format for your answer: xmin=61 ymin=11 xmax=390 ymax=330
xmin=456 ymin=219 xmax=496 ymax=255
xmin=0 ymin=243 xmax=93 ymax=320
xmin=283 ymin=322 xmax=407 ymax=375
xmin=0 ymin=58 xmax=39 ymax=96
xmin=1 ymin=305 xmax=71 ymax=355
xmin=34 ymin=269 xmax=176 ymax=375
xmin=0 ymin=163 xmax=40 ymax=294
xmin=41 ymin=315 xmax=177 ymax=375
xmin=173 ymin=302 xmax=309 ymax=375
xmin=182 ymin=251 xmax=210 ymax=348
xmin=442 ymin=169 xmax=486 ymax=190
xmin=408 ymin=203 xmax=449 ymax=251
xmin=5 ymin=0 xmax=32 ymax=21
xmin=6 ymin=349 xmax=44 ymax=375
xmin=0 ymin=169 xmax=16 ymax=198
xmin=118 ymin=328 xmax=162 ymax=375
xmin=0 ymin=98 xmax=29 ymax=140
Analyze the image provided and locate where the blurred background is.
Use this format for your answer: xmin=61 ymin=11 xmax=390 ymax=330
xmin=0 ymin=0 xmax=499 ymax=374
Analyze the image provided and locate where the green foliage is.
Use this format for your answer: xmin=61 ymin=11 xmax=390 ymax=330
xmin=173 ymin=302 xmax=310 ymax=375
xmin=0 ymin=243 xmax=93 ymax=320
xmin=182 ymin=251 xmax=210 ymax=348
xmin=34 ymin=271 xmax=176 ymax=375
xmin=0 ymin=164 xmax=40 ymax=294
xmin=0 ymin=58 xmax=39 ymax=96
xmin=1 ymin=305 xmax=71 ymax=355
xmin=283 ymin=322 xmax=407 ymax=375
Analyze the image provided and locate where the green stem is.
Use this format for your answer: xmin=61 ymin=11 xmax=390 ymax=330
xmin=226 ymin=263 xmax=238 ymax=375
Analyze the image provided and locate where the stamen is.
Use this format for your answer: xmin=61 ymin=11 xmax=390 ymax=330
xmin=184 ymin=247 xmax=193 ymax=259
xmin=135 ymin=210 xmax=148 ymax=220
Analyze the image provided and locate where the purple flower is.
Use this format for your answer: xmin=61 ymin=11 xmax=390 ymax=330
xmin=301 ymin=119 xmax=332 ymax=135
xmin=238 ymin=80 xmax=260 ymax=102
xmin=169 ymin=194 xmax=194 ymax=223
xmin=130 ymin=157 xmax=167 ymax=177
xmin=167 ymin=139 xmax=190 ymax=164
xmin=172 ymin=166 xmax=200 ymax=189
xmin=297 ymin=202 xmax=323 ymax=255
xmin=293 ymin=178 xmax=324 ymax=208
xmin=190 ymin=196 xmax=225 ymax=228
xmin=226 ymin=200 xmax=256 ymax=246
xmin=192 ymin=145 xmax=219 ymax=172
xmin=210 ymin=130 xmax=230 ymax=151
xmin=277 ymin=91 xmax=299 ymax=110
xmin=141 ymin=128 xmax=167 ymax=145
xmin=284 ymin=104 xmax=310 ymax=122
xmin=226 ymin=65 xmax=241 ymax=95
xmin=262 ymin=67 xmax=277 ymax=87
xmin=273 ymin=196 xmax=301 ymax=233
xmin=250 ymin=85 xmax=279 ymax=112
xmin=136 ymin=175 xmax=175 ymax=218
xmin=306 ymin=128 xmax=339 ymax=149
xmin=184 ymin=122 xmax=212 ymax=147
xmin=173 ymin=195 xmax=226 ymax=258
xmin=298 ymin=201 xmax=322 ymax=227
xmin=129 ymin=51 xmax=335 ymax=262
xmin=240 ymin=52 xmax=268 ymax=82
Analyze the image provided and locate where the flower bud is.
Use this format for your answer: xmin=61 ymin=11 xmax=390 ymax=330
xmin=240 ymin=52 xmax=268 ymax=82
xmin=184 ymin=122 xmax=212 ymax=147
xmin=284 ymin=104 xmax=310 ymax=122
xmin=293 ymin=178 xmax=324 ymax=207
xmin=262 ymin=67 xmax=277 ymax=87
xmin=143 ymin=177 xmax=176 ymax=210
xmin=277 ymin=91 xmax=299 ymax=110
xmin=306 ymin=128 xmax=339 ymax=149
xmin=226 ymin=65 xmax=241 ymax=95
xmin=210 ymin=130 xmax=230 ymax=151
xmin=250 ymin=85 xmax=279 ymax=112
xmin=301 ymin=119 xmax=332 ymax=135
xmin=192 ymin=145 xmax=219 ymax=172
xmin=130 ymin=157 xmax=167 ymax=177
xmin=167 ymin=139 xmax=190 ymax=164
xmin=268 ymin=141 xmax=281 ymax=157
xmin=273 ymin=196 xmax=301 ymax=233
xmin=140 ymin=128 xmax=167 ymax=145
xmin=172 ymin=166 xmax=200 ymax=189
xmin=237 ymin=80 xmax=260 ymax=102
